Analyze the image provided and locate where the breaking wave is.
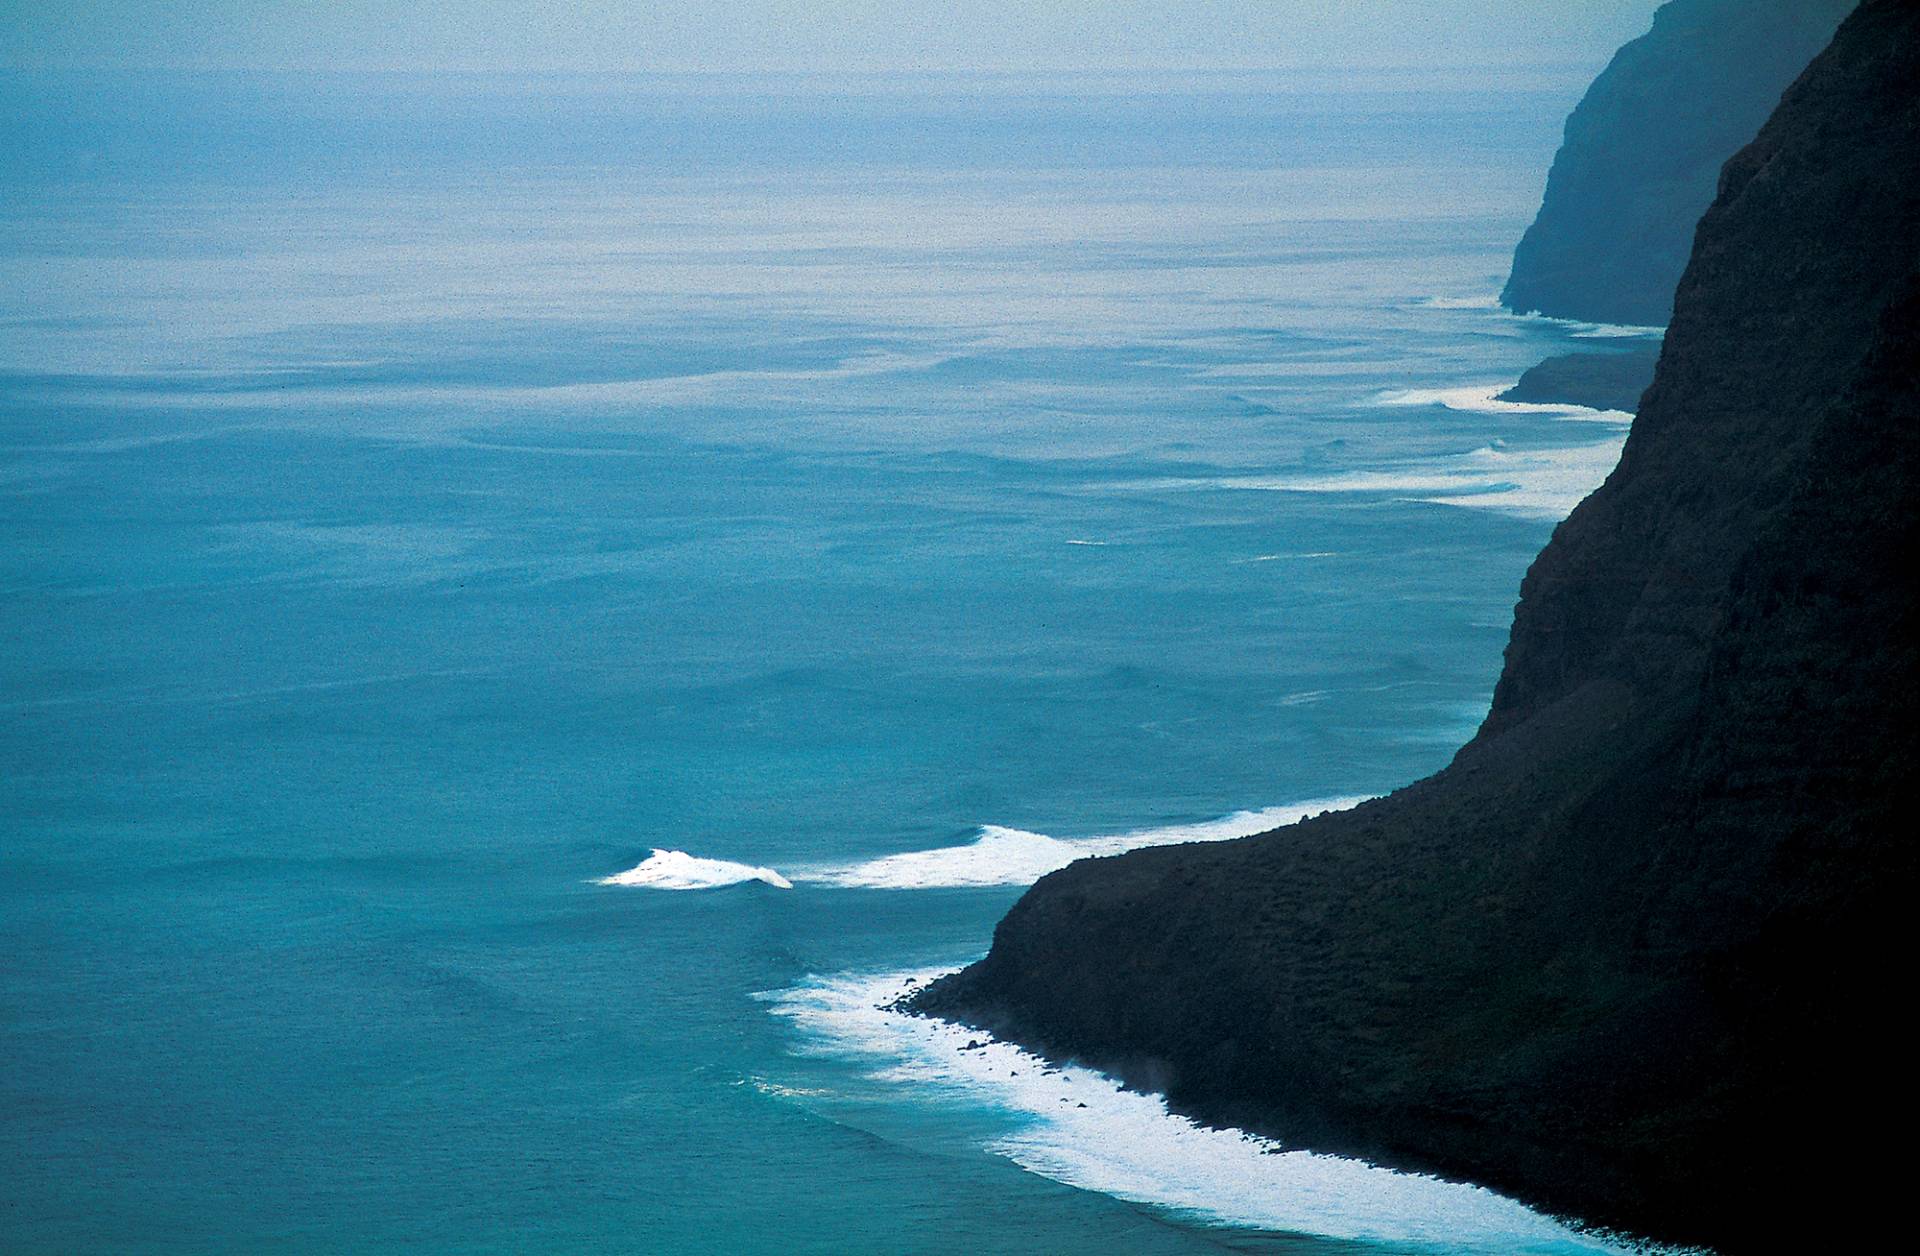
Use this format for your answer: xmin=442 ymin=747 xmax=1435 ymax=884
xmin=796 ymin=798 xmax=1368 ymax=889
xmin=763 ymin=969 xmax=1676 ymax=1253
xmin=600 ymin=799 xmax=1368 ymax=894
xmin=596 ymin=848 xmax=793 ymax=890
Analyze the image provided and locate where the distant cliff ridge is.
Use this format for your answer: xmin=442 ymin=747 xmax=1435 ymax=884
xmin=915 ymin=2 xmax=1917 ymax=1249
xmin=1501 ymin=0 xmax=1854 ymax=327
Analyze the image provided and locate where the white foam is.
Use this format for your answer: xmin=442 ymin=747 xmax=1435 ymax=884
xmin=1409 ymin=294 xmax=1664 ymax=341
xmin=1568 ymin=321 xmax=1666 ymax=340
xmin=596 ymin=848 xmax=793 ymax=890
xmin=1414 ymin=294 xmax=1506 ymax=311
xmin=1149 ymin=437 xmax=1628 ymax=522
xmin=1416 ymin=442 xmax=1629 ymax=519
xmin=1107 ymin=371 xmax=1634 ymax=522
xmin=764 ymin=969 xmax=1678 ymax=1253
xmin=796 ymin=798 xmax=1368 ymax=890
xmin=1374 ymin=383 xmax=1633 ymax=424
xmin=1233 ymin=551 xmax=1337 ymax=563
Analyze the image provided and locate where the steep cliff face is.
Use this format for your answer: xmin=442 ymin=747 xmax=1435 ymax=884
xmin=1501 ymin=0 xmax=1854 ymax=327
xmin=914 ymin=3 xmax=1917 ymax=1248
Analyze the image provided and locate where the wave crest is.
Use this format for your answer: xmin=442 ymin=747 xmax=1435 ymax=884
xmin=797 ymin=798 xmax=1368 ymax=890
xmin=596 ymin=848 xmax=793 ymax=890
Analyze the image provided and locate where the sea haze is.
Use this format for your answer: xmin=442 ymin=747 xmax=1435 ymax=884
xmin=1 ymin=69 xmax=1662 ymax=1253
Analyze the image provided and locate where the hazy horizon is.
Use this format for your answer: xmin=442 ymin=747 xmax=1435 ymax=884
xmin=4 ymin=1 xmax=1664 ymax=74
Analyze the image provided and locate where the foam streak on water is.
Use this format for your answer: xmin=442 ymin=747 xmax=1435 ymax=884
xmin=765 ymin=969 xmax=1677 ymax=1255
xmin=1131 ymin=440 xmax=1628 ymax=523
xmin=1374 ymin=383 xmax=1634 ymax=424
xmin=1410 ymin=294 xmax=1666 ymax=341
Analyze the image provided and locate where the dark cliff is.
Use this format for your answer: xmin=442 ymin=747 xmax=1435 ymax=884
xmin=914 ymin=3 xmax=1918 ymax=1249
xmin=1501 ymin=0 xmax=1854 ymax=327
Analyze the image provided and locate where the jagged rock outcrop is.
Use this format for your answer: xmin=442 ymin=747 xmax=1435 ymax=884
xmin=1501 ymin=0 xmax=1854 ymax=327
xmin=914 ymin=3 xmax=1918 ymax=1248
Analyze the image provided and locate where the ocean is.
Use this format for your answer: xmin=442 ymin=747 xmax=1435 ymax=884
xmin=2 ymin=70 xmax=1666 ymax=1253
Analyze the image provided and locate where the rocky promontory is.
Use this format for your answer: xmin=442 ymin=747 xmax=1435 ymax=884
xmin=1496 ymin=345 xmax=1660 ymax=413
xmin=1501 ymin=0 xmax=1854 ymax=327
xmin=914 ymin=2 xmax=1917 ymax=1249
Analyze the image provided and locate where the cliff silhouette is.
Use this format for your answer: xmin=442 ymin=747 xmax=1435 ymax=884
xmin=914 ymin=2 xmax=1918 ymax=1247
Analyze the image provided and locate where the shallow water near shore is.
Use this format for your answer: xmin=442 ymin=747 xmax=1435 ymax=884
xmin=4 ymin=69 xmax=1665 ymax=1252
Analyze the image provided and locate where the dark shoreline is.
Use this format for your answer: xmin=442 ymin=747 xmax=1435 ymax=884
xmin=895 ymin=960 xmax=1669 ymax=1252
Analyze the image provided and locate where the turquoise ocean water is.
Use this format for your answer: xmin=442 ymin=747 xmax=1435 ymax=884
xmin=2 ymin=71 xmax=1664 ymax=1253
